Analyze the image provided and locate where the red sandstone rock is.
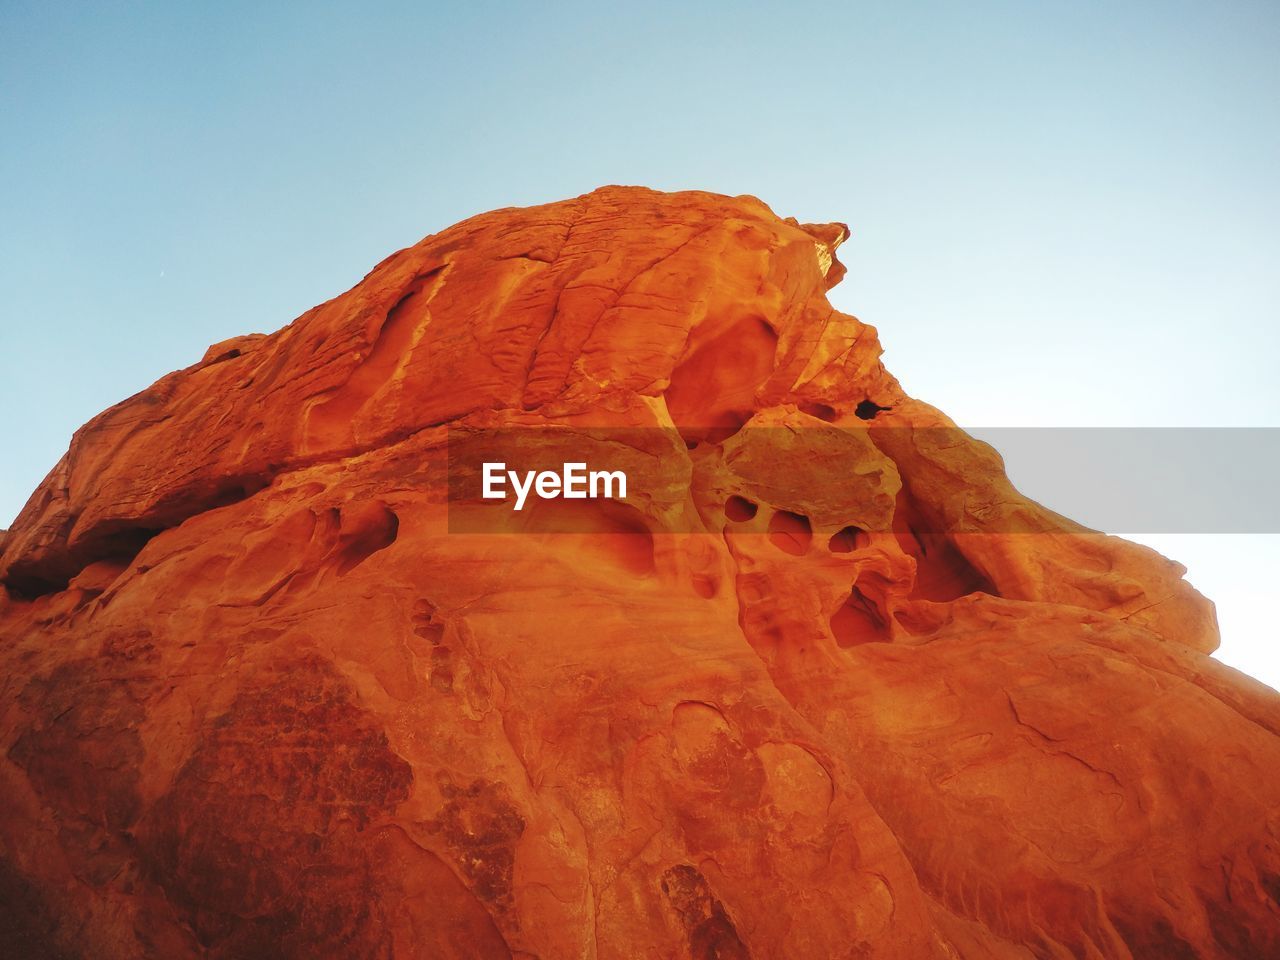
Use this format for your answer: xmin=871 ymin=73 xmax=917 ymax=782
xmin=1 ymin=187 xmax=1277 ymax=958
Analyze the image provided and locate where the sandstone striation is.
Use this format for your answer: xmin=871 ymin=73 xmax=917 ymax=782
xmin=1 ymin=187 xmax=1278 ymax=959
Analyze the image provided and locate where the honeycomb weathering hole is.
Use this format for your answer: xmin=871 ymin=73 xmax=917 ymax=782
xmin=799 ymin=401 xmax=838 ymax=422
xmin=335 ymin=502 xmax=400 ymax=575
xmin=767 ymin=511 xmax=811 ymax=555
xmin=831 ymin=585 xmax=888 ymax=647
xmin=828 ymin=526 xmax=866 ymax=553
xmin=893 ymin=490 xmax=999 ymax=601
xmin=725 ymin=496 xmax=758 ymax=522
xmin=855 ymin=399 xmax=891 ymax=420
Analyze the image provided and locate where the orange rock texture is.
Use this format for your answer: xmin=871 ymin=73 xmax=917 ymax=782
xmin=2 ymin=186 xmax=1279 ymax=958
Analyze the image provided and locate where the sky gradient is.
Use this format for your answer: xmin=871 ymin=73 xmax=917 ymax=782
xmin=2 ymin=0 xmax=1277 ymax=685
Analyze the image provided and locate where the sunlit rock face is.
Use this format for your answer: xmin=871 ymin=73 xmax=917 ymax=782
xmin=2 ymin=187 xmax=1278 ymax=959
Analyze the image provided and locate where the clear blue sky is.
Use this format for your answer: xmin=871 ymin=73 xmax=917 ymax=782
xmin=2 ymin=1 xmax=1277 ymax=683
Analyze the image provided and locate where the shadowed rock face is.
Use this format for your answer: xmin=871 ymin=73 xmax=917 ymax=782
xmin=1 ymin=186 xmax=1277 ymax=959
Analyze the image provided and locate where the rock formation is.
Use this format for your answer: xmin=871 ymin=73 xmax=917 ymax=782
xmin=1 ymin=187 xmax=1278 ymax=959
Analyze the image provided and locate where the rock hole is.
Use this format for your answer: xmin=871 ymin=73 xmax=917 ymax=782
xmin=334 ymin=502 xmax=399 ymax=575
xmin=414 ymin=623 xmax=445 ymax=644
xmin=204 ymin=348 xmax=241 ymax=365
xmin=412 ymin=599 xmax=445 ymax=644
xmin=2 ymin=571 xmax=70 ymax=600
xmin=831 ymin=585 xmax=888 ymax=647
xmin=767 ymin=511 xmax=811 ymax=556
xmin=855 ymin=399 xmax=891 ymax=420
xmin=2 ymin=471 xmax=272 ymax=599
xmin=893 ymin=490 xmax=998 ymax=601
xmin=799 ymin=401 xmax=838 ymax=422
xmin=207 ymin=476 xmax=269 ymax=510
xmin=666 ymin=315 xmax=778 ymax=445
xmin=6 ymin=521 xmax=170 ymax=599
xmin=724 ymin=496 xmax=758 ymax=522
xmin=828 ymin=526 xmax=867 ymax=553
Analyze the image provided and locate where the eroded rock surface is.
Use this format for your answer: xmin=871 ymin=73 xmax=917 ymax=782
xmin=1 ymin=187 xmax=1277 ymax=959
